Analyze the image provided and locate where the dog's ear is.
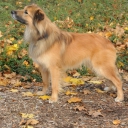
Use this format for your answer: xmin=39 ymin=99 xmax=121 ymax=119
xmin=34 ymin=9 xmax=44 ymax=22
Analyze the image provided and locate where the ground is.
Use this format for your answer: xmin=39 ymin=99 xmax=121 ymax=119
xmin=0 ymin=72 xmax=128 ymax=128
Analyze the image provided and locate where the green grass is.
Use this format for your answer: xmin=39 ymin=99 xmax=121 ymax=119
xmin=0 ymin=0 xmax=128 ymax=81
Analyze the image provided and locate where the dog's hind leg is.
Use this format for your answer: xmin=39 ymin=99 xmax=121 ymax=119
xmin=94 ymin=64 xmax=124 ymax=102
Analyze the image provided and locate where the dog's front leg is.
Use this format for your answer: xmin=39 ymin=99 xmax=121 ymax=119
xmin=49 ymin=66 xmax=61 ymax=103
xmin=38 ymin=65 xmax=50 ymax=95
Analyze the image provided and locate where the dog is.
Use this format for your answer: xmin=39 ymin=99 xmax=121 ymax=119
xmin=11 ymin=4 xmax=124 ymax=103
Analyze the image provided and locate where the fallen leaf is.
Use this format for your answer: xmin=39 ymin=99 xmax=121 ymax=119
xmin=65 ymin=90 xmax=77 ymax=95
xmin=95 ymin=88 xmax=105 ymax=94
xmin=23 ymin=60 xmax=29 ymax=66
xmin=0 ymin=78 xmax=8 ymax=86
xmin=22 ymin=92 xmax=34 ymax=97
xmin=10 ymin=79 xmax=21 ymax=86
xmin=35 ymin=91 xmax=45 ymax=96
xmin=68 ymin=97 xmax=82 ymax=103
xmin=88 ymin=110 xmax=103 ymax=117
xmin=39 ymin=95 xmax=50 ymax=100
xmin=70 ymin=78 xmax=84 ymax=85
xmin=83 ymin=89 xmax=91 ymax=95
xmin=88 ymin=80 xmax=102 ymax=84
xmin=3 ymin=72 xmax=16 ymax=78
xmin=113 ymin=119 xmax=121 ymax=125
xmin=73 ymin=72 xmax=80 ymax=77
xmin=10 ymin=89 xmax=18 ymax=93
xmin=75 ymin=105 xmax=85 ymax=111
xmin=63 ymin=76 xmax=72 ymax=83
xmin=27 ymin=119 xmax=39 ymax=125
xmin=105 ymin=32 xmax=112 ymax=38
xmin=20 ymin=113 xmax=34 ymax=119
xmin=21 ymin=125 xmax=33 ymax=128
xmin=63 ymin=77 xmax=84 ymax=85
xmin=90 ymin=16 xmax=94 ymax=21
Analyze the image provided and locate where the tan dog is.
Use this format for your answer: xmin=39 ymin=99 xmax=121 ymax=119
xmin=11 ymin=4 xmax=124 ymax=103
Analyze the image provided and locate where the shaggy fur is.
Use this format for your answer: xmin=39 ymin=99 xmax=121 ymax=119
xmin=11 ymin=4 xmax=124 ymax=103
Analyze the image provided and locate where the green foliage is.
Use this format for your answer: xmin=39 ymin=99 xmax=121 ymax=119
xmin=0 ymin=0 xmax=128 ymax=81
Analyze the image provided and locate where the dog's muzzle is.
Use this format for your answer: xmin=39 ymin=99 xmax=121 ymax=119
xmin=11 ymin=10 xmax=27 ymax=24
xmin=11 ymin=10 xmax=17 ymax=20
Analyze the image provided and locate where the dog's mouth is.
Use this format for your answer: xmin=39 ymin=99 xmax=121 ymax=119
xmin=11 ymin=11 xmax=27 ymax=25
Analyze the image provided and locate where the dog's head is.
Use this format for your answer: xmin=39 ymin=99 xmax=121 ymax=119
xmin=11 ymin=4 xmax=45 ymax=25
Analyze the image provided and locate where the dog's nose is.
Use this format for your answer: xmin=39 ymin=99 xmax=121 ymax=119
xmin=11 ymin=10 xmax=17 ymax=14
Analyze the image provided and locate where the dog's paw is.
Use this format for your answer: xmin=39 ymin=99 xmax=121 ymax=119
xmin=115 ymin=97 xmax=124 ymax=102
xmin=49 ymin=97 xmax=58 ymax=103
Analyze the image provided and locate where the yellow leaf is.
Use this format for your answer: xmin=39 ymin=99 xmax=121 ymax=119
xmin=10 ymin=37 xmax=15 ymax=41
xmin=14 ymin=80 xmax=21 ymax=86
xmin=21 ymin=126 xmax=33 ymax=128
xmin=39 ymin=95 xmax=50 ymax=100
xmin=105 ymin=32 xmax=112 ymax=38
xmin=6 ymin=44 xmax=19 ymax=51
xmin=90 ymin=16 xmax=94 ymax=21
xmin=0 ymin=31 xmax=3 ymax=37
xmin=10 ymin=89 xmax=18 ymax=92
xmin=23 ymin=60 xmax=29 ymax=66
xmin=0 ymin=79 xmax=8 ymax=86
xmin=20 ymin=113 xmax=34 ymax=119
xmin=95 ymin=88 xmax=105 ymax=94
xmin=124 ymin=27 xmax=128 ymax=30
xmin=63 ymin=76 xmax=72 ymax=83
xmin=88 ymin=80 xmax=102 ymax=84
xmin=117 ymin=61 xmax=124 ymax=68
xmin=68 ymin=97 xmax=82 ymax=103
xmin=65 ymin=90 xmax=77 ymax=95
xmin=22 ymin=92 xmax=34 ymax=97
xmin=70 ymin=78 xmax=84 ymax=85
xmin=27 ymin=119 xmax=39 ymax=125
xmin=113 ymin=120 xmax=121 ymax=125
xmin=7 ymin=50 xmax=13 ymax=56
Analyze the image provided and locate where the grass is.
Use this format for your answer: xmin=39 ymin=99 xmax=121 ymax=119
xmin=0 ymin=0 xmax=128 ymax=81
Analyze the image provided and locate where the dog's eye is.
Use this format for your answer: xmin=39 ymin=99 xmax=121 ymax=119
xmin=24 ymin=10 xmax=28 ymax=14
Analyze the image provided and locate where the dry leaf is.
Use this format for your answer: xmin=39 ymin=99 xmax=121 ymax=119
xmin=23 ymin=60 xmax=29 ymax=66
xmin=0 ymin=78 xmax=8 ymax=86
xmin=70 ymin=78 xmax=84 ymax=85
xmin=113 ymin=120 xmax=121 ymax=125
xmin=20 ymin=113 xmax=34 ymax=119
xmin=95 ymin=88 xmax=105 ymax=94
xmin=39 ymin=95 xmax=50 ymax=100
xmin=73 ymin=72 xmax=80 ymax=77
xmin=83 ymin=89 xmax=91 ymax=95
xmin=65 ymin=90 xmax=77 ymax=95
xmin=10 ymin=89 xmax=18 ymax=93
xmin=63 ymin=76 xmax=72 ymax=83
xmin=68 ymin=97 xmax=82 ymax=103
xmin=21 ymin=125 xmax=33 ymax=128
xmin=27 ymin=119 xmax=39 ymax=125
xmin=22 ymin=92 xmax=34 ymax=97
xmin=88 ymin=80 xmax=102 ymax=84
xmin=88 ymin=110 xmax=103 ymax=117
xmin=35 ymin=91 xmax=45 ymax=96
xmin=63 ymin=77 xmax=84 ymax=85
xmin=10 ymin=79 xmax=21 ymax=86
xmin=75 ymin=105 xmax=85 ymax=111
xmin=3 ymin=72 xmax=16 ymax=78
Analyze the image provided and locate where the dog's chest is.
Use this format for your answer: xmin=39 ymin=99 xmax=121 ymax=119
xmin=28 ymin=43 xmax=51 ymax=68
